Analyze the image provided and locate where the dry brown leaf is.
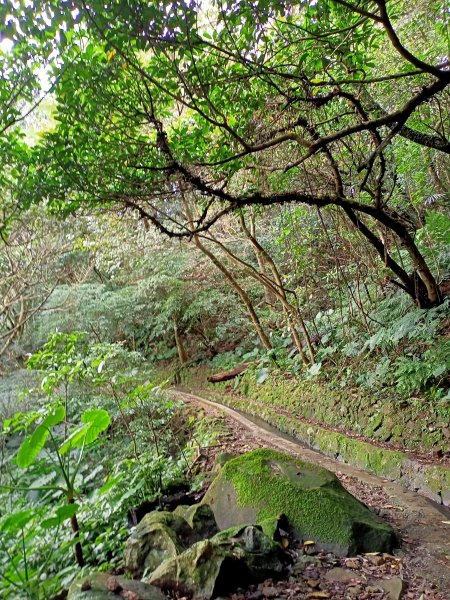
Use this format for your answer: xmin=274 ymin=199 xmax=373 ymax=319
xmin=344 ymin=559 xmax=359 ymax=569
xmin=307 ymin=593 xmax=330 ymax=599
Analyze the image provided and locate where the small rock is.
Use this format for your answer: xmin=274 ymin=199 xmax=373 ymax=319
xmin=304 ymin=569 xmax=319 ymax=580
xmin=68 ymin=572 xmax=165 ymax=600
xmin=367 ymin=555 xmax=385 ymax=566
xmin=122 ymin=592 xmax=139 ymax=600
xmin=293 ymin=555 xmax=322 ymax=572
xmin=324 ymin=567 xmax=365 ymax=583
xmin=344 ymin=559 xmax=359 ymax=569
xmin=247 ymin=591 xmax=264 ymax=600
xmin=262 ymin=585 xmax=278 ymax=598
xmin=106 ymin=576 xmax=122 ymax=593
xmin=376 ymin=577 xmax=404 ymax=600
xmin=306 ymin=579 xmax=320 ymax=588
xmin=366 ymin=585 xmax=383 ymax=593
xmin=347 ymin=585 xmax=362 ymax=595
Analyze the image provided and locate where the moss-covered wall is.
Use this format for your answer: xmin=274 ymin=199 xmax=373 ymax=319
xmin=211 ymin=371 xmax=450 ymax=453
xmin=156 ymin=362 xmax=450 ymax=452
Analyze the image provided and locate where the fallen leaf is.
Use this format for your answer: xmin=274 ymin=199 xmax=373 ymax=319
xmin=303 ymin=540 xmax=316 ymax=546
xmin=307 ymin=593 xmax=330 ymax=599
xmin=345 ymin=559 xmax=359 ymax=569
xmin=441 ymin=520 xmax=450 ymax=525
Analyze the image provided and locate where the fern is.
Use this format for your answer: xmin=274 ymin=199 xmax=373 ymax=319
xmin=394 ymin=339 xmax=450 ymax=394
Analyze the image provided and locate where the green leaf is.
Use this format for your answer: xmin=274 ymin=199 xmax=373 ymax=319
xmin=59 ymin=409 xmax=110 ymax=454
xmin=256 ymin=367 xmax=269 ymax=384
xmin=41 ymin=503 xmax=79 ymax=529
xmin=0 ymin=509 xmax=35 ymax=533
xmin=98 ymin=473 xmax=122 ymax=495
xmin=81 ymin=409 xmax=110 ymax=444
xmin=432 ymin=364 xmax=446 ymax=377
xmin=59 ymin=424 xmax=89 ymax=455
xmin=17 ymin=406 xmax=65 ymax=468
xmin=307 ymin=362 xmax=322 ymax=377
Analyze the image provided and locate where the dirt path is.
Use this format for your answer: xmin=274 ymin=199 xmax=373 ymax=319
xmin=173 ymin=390 xmax=450 ymax=598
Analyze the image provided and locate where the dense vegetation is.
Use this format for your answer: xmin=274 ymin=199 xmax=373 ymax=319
xmin=0 ymin=0 xmax=449 ymax=598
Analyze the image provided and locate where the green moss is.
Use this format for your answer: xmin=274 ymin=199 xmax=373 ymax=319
xmin=218 ymin=449 xmax=394 ymax=554
xmin=340 ymin=439 xmax=404 ymax=478
xmin=424 ymin=466 xmax=450 ymax=503
xmin=366 ymin=413 xmax=384 ymax=437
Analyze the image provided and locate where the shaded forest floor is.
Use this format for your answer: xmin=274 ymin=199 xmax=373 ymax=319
xmin=173 ymin=390 xmax=450 ymax=600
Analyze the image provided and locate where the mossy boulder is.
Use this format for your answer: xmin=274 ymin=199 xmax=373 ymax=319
xmin=68 ymin=572 xmax=165 ymax=600
xmin=124 ymin=511 xmax=191 ymax=575
xmin=202 ymin=448 xmax=397 ymax=555
xmin=147 ymin=525 xmax=285 ymax=600
xmin=177 ymin=503 xmax=219 ymax=540
xmin=125 ymin=506 xmax=219 ymax=576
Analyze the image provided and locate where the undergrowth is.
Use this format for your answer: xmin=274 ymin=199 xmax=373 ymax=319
xmin=0 ymin=332 xmax=222 ymax=599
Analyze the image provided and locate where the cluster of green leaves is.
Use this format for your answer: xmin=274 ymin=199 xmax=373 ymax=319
xmin=210 ymin=276 xmax=449 ymax=412
xmin=295 ymin=294 xmax=450 ymax=403
xmin=0 ymin=331 xmax=216 ymax=599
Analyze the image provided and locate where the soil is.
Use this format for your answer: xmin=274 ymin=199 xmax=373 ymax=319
xmin=173 ymin=390 xmax=450 ymax=600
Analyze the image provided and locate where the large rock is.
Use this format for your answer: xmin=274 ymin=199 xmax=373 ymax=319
xmin=176 ymin=503 xmax=219 ymax=540
xmin=125 ymin=506 xmax=219 ymax=575
xmin=68 ymin=572 xmax=165 ymax=600
xmin=201 ymin=448 xmax=397 ymax=555
xmin=124 ymin=511 xmax=191 ymax=575
xmin=147 ymin=524 xmax=285 ymax=600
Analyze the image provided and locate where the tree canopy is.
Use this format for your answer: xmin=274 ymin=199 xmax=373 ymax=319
xmin=1 ymin=0 xmax=449 ymax=310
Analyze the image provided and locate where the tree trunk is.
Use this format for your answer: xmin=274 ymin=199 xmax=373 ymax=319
xmin=343 ymin=207 xmax=441 ymax=307
xmin=207 ymin=363 xmax=250 ymax=382
xmin=398 ymin=230 xmax=442 ymax=307
xmin=240 ymin=215 xmax=315 ymax=363
xmin=181 ymin=191 xmax=272 ymax=351
xmin=205 ymin=230 xmax=310 ymax=364
xmin=250 ymin=215 xmax=278 ymax=307
xmin=68 ymin=498 xmax=85 ymax=568
xmin=174 ymin=320 xmax=189 ymax=364
xmin=193 ymin=236 xmax=273 ymax=351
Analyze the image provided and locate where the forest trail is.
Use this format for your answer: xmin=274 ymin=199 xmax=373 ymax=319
xmin=172 ymin=389 xmax=450 ymax=596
